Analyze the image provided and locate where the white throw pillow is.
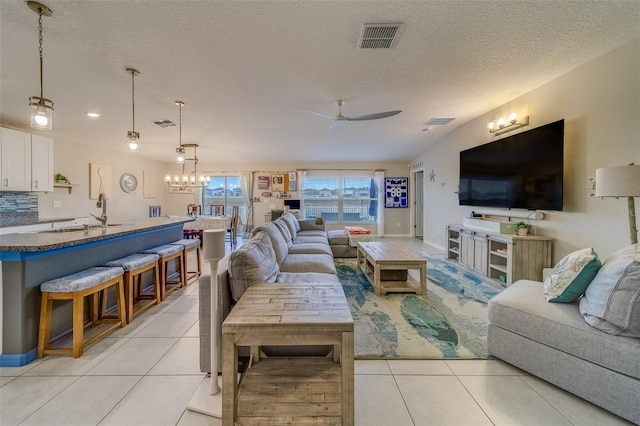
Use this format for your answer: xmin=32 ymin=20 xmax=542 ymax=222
xmin=543 ymin=247 xmax=601 ymax=303
xmin=579 ymin=244 xmax=640 ymax=337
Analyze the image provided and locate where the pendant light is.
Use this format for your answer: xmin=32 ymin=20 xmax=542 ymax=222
xmin=27 ymin=1 xmax=54 ymax=130
xmin=175 ymin=101 xmax=186 ymax=164
xmin=126 ymin=67 xmax=140 ymax=152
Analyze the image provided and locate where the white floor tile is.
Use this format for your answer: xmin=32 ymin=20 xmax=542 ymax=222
xmin=167 ymin=295 xmax=199 ymax=313
xmin=184 ymin=320 xmax=200 ymax=337
xmin=521 ymin=376 xmax=633 ymax=425
xmin=23 ymin=337 xmax=129 ymax=377
xmin=135 ymin=312 xmax=199 ymax=338
xmin=0 ymin=359 xmax=44 ymax=377
xmin=98 ymin=375 xmax=203 ymax=426
xmin=0 ymin=376 xmax=77 ymax=425
xmin=20 ymin=375 xmax=141 ymax=426
xmin=108 ymin=310 xmax=163 ymax=338
xmin=445 ymin=358 xmax=525 ymax=375
xmin=387 ymin=359 xmax=453 ymax=375
xmin=354 ymin=374 xmax=413 ymax=426
xmin=148 ymin=337 xmax=202 ymax=375
xmin=354 ymin=359 xmax=391 ymax=375
xmin=86 ymin=337 xmax=178 ymax=376
xmin=459 ymin=375 xmax=572 ymax=425
xmin=0 ymin=376 xmax=16 ymax=387
xmin=395 ymin=375 xmax=492 ymax=426
xmin=176 ymin=409 xmax=222 ymax=426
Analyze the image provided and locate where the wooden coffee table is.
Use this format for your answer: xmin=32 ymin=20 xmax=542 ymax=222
xmin=357 ymin=241 xmax=427 ymax=296
xmin=222 ymin=283 xmax=354 ymax=426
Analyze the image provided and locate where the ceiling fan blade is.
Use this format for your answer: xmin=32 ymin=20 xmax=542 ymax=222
xmin=301 ymin=108 xmax=335 ymax=120
xmin=347 ymin=110 xmax=402 ymax=121
xmin=325 ymin=120 xmax=346 ymax=133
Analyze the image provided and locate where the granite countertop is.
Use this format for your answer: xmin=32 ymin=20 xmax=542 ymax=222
xmin=0 ymin=217 xmax=194 ymax=252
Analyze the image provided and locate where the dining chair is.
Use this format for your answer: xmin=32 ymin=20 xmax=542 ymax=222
xmin=226 ymin=206 xmax=240 ymax=248
xmin=210 ymin=204 xmax=225 ymax=216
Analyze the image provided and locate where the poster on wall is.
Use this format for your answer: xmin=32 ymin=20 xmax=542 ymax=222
xmin=143 ymin=170 xmax=156 ymax=198
xmin=258 ymin=175 xmax=270 ymax=190
xmin=89 ymin=163 xmax=112 ymax=199
xmin=384 ymin=177 xmax=408 ymax=208
xmin=272 ymin=174 xmax=285 ymax=192
xmin=288 ymin=171 xmax=297 ymax=191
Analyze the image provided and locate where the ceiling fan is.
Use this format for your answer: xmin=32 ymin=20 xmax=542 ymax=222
xmin=304 ymin=99 xmax=401 ymax=131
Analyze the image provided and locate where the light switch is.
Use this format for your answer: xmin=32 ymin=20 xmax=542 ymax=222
xmin=53 ymin=200 xmax=62 ymax=208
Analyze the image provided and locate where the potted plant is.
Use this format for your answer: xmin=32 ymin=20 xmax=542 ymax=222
xmin=55 ymin=173 xmax=70 ymax=184
xmin=515 ymin=221 xmax=531 ymax=236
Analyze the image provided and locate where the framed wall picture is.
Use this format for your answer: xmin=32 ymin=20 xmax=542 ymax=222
xmin=143 ymin=170 xmax=156 ymax=198
xmin=89 ymin=163 xmax=112 ymax=199
xmin=272 ymin=174 xmax=285 ymax=192
xmin=385 ymin=177 xmax=409 ymax=208
xmin=258 ymin=175 xmax=270 ymax=190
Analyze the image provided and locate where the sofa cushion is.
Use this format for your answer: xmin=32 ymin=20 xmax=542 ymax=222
xmin=274 ymin=219 xmax=293 ymax=248
xmin=489 ymin=279 xmax=640 ymax=379
xmin=280 ymin=253 xmax=337 ymax=274
xmin=543 ymin=247 xmax=601 ymax=303
xmin=287 ymin=242 xmax=333 ymax=256
xmin=228 ymin=231 xmax=279 ymax=301
xmin=327 ymin=229 xmax=349 ymax=245
xmin=293 ymin=235 xmax=329 ymax=244
xmin=252 ymin=222 xmax=290 ymax=266
xmin=296 ymin=230 xmax=328 ymax=238
xmin=280 ymin=212 xmax=299 ymax=239
xmin=275 ymin=272 xmax=340 ymax=283
xmin=579 ymin=244 xmax=640 ymax=337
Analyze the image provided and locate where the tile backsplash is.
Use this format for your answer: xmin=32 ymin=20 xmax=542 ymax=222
xmin=0 ymin=192 xmax=39 ymax=227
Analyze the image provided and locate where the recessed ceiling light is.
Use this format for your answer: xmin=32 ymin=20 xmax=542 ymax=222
xmin=87 ymin=112 xmax=101 ymax=118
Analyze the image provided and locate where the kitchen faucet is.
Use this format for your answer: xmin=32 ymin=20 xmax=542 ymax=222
xmin=91 ymin=192 xmax=108 ymax=227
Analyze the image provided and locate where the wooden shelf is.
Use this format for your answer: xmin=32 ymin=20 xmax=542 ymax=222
xmin=53 ymin=183 xmax=79 ymax=194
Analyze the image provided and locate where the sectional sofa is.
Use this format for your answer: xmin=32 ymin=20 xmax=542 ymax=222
xmin=198 ymin=213 xmax=338 ymax=373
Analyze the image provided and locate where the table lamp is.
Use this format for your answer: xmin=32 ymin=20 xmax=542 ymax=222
xmin=596 ymin=164 xmax=640 ymax=244
xmin=187 ymin=229 xmax=226 ymax=418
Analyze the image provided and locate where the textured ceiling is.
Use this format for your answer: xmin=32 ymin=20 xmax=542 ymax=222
xmin=1 ymin=0 xmax=639 ymax=165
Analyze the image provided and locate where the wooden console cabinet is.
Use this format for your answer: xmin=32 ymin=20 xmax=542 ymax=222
xmin=446 ymin=224 xmax=552 ymax=286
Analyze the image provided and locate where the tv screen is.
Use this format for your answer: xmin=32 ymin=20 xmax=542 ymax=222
xmin=459 ymin=119 xmax=564 ymax=211
xmin=284 ymin=199 xmax=301 ymax=210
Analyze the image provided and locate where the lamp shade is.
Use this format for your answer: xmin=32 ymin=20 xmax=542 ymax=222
xmin=203 ymin=229 xmax=226 ymax=260
xmin=595 ymin=165 xmax=640 ymax=197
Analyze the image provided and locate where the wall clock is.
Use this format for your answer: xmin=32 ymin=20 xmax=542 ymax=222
xmin=119 ymin=173 xmax=138 ymax=193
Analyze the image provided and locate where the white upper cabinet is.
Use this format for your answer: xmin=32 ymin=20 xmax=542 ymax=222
xmin=1 ymin=127 xmax=53 ymax=192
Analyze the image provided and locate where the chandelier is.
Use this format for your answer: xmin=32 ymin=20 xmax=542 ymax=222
xmin=27 ymin=1 xmax=54 ymax=130
xmin=165 ymin=143 xmax=210 ymax=188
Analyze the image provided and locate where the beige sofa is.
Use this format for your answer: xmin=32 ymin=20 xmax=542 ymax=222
xmin=198 ymin=213 xmax=339 ymax=373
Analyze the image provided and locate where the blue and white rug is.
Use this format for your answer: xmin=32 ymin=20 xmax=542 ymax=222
xmin=335 ymin=253 xmax=502 ymax=359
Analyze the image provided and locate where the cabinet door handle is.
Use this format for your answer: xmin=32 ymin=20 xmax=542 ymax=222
xmin=33 ymin=180 xmax=39 ymax=188
xmin=3 ymin=178 xmax=7 ymax=187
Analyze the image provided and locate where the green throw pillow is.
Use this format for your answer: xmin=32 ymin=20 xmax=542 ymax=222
xmin=543 ymin=247 xmax=601 ymax=303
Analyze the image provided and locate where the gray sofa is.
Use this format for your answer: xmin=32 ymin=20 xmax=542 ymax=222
xmin=488 ymin=279 xmax=640 ymax=424
xmin=198 ymin=213 xmax=339 ymax=373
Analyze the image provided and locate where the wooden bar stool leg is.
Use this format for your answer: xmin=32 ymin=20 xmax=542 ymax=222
xmin=37 ymin=294 xmax=52 ymax=358
xmin=72 ymin=293 xmax=85 ymax=358
xmin=116 ymin=278 xmax=126 ymax=327
xmin=125 ymin=272 xmax=134 ymax=324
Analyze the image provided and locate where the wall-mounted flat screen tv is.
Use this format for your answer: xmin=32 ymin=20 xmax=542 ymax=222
xmin=284 ymin=199 xmax=301 ymax=210
xmin=459 ymin=119 xmax=564 ymax=211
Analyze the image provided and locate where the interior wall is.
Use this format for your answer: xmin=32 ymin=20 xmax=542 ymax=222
xmin=413 ymin=38 xmax=640 ymax=262
xmin=38 ymin=139 xmax=168 ymax=222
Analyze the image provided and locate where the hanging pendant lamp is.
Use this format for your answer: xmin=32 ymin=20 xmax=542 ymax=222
xmin=27 ymin=1 xmax=54 ymax=130
xmin=175 ymin=101 xmax=186 ymax=164
xmin=126 ymin=67 xmax=140 ymax=152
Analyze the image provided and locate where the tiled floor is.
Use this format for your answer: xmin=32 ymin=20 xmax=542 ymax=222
xmin=0 ymin=238 xmax=632 ymax=425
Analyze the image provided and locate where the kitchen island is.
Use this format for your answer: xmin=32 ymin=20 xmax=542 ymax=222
xmin=0 ymin=217 xmax=193 ymax=366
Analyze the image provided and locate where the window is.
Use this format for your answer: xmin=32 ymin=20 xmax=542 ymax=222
xmin=302 ymin=176 xmax=378 ymax=223
xmin=203 ymin=176 xmax=245 ymax=218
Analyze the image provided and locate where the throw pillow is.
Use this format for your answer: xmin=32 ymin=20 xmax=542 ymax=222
xmin=543 ymin=247 xmax=601 ymax=303
xmin=579 ymin=244 xmax=640 ymax=337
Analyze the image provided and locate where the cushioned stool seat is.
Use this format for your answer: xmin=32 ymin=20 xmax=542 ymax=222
xmin=105 ymin=253 xmax=161 ymax=324
xmin=170 ymin=238 xmax=202 ymax=283
xmin=142 ymin=244 xmax=186 ymax=300
xmin=38 ymin=266 xmax=126 ymax=358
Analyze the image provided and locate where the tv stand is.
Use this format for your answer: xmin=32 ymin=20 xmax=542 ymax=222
xmin=446 ymin=224 xmax=552 ymax=286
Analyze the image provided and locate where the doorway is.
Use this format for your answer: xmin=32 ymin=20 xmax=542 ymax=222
xmin=414 ymin=171 xmax=424 ymax=239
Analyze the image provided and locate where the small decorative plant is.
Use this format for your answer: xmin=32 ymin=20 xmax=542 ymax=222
xmin=515 ymin=221 xmax=531 ymax=235
xmin=55 ymin=173 xmax=70 ymax=184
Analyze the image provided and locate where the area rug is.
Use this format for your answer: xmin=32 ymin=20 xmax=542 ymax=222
xmin=335 ymin=254 xmax=502 ymax=359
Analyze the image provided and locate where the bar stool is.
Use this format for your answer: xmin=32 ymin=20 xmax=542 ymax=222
xmin=170 ymin=238 xmax=202 ymax=284
xmin=142 ymin=244 xmax=186 ymax=301
xmin=105 ymin=253 xmax=161 ymax=324
xmin=37 ymin=266 xmax=126 ymax=358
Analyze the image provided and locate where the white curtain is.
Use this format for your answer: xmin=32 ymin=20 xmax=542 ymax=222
xmin=298 ymin=171 xmax=307 ymax=220
xmin=375 ymin=171 xmax=384 ymax=237
xmin=240 ymin=171 xmax=253 ymax=237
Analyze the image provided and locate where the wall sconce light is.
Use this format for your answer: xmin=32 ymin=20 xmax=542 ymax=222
xmin=27 ymin=1 xmax=54 ymax=130
xmin=488 ymin=113 xmax=529 ymax=136
xmin=126 ymin=67 xmax=140 ymax=152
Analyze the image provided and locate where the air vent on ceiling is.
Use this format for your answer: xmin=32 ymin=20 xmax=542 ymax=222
xmin=422 ymin=117 xmax=456 ymax=131
xmin=153 ymin=119 xmax=176 ymax=128
xmin=358 ymin=23 xmax=402 ymax=49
